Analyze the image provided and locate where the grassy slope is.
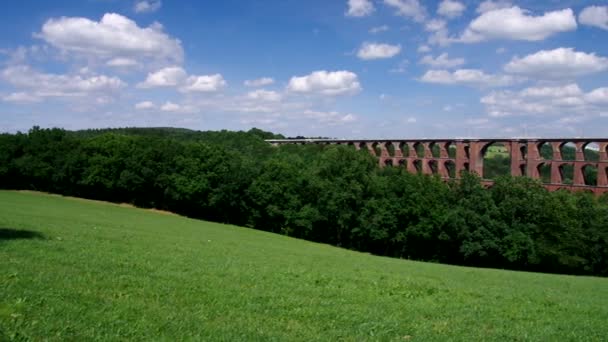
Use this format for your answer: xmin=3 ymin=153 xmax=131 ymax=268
xmin=1 ymin=191 xmax=607 ymax=341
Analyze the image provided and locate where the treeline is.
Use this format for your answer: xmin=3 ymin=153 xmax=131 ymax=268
xmin=1 ymin=127 xmax=607 ymax=276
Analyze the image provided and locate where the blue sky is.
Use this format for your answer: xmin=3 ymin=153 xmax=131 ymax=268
xmin=1 ymin=0 xmax=608 ymax=138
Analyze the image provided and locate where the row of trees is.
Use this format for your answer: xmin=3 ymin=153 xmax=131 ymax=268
xmin=1 ymin=127 xmax=607 ymax=276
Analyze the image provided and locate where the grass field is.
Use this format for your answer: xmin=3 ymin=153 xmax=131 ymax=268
xmin=1 ymin=191 xmax=607 ymax=341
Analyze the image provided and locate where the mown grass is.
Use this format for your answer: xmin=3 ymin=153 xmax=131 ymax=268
xmin=1 ymin=191 xmax=607 ymax=341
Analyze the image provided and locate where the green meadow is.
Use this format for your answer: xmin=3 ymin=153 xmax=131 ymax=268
xmin=1 ymin=191 xmax=607 ymax=341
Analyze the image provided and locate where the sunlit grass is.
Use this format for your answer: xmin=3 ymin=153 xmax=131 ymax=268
xmin=1 ymin=191 xmax=607 ymax=340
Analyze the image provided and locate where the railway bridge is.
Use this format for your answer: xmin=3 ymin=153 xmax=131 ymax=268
xmin=266 ymin=138 xmax=608 ymax=195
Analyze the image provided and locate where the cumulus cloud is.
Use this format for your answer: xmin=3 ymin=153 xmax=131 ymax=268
xmin=425 ymin=19 xmax=446 ymax=32
xmin=459 ymin=7 xmax=577 ymax=42
xmin=417 ymin=45 xmax=431 ymax=53
xmin=134 ymin=0 xmax=162 ymax=13
xmin=420 ymin=53 xmax=465 ymax=68
xmin=137 ymin=66 xmax=226 ymax=92
xmin=504 ymin=47 xmax=608 ymax=79
xmin=383 ymin=0 xmax=426 ymax=22
xmin=160 ymin=101 xmax=180 ymax=112
xmin=138 ymin=66 xmax=186 ymax=88
xmin=1 ymin=65 xmax=126 ymax=101
xmin=438 ymin=0 xmax=465 ymax=19
xmin=244 ymin=77 xmax=274 ymax=87
xmin=135 ymin=101 xmax=155 ymax=110
xmin=346 ymin=0 xmax=375 ymax=17
xmin=302 ymin=110 xmax=356 ymax=125
xmin=246 ymin=89 xmax=282 ymax=102
xmin=357 ymin=42 xmax=401 ymax=60
xmin=420 ymin=69 xmax=518 ymax=87
xmin=481 ymin=83 xmax=608 ymax=117
xmin=579 ymin=6 xmax=608 ymax=30
xmin=476 ymin=0 xmax=511 ymax=14
xmin=180 ymin=74 xmax=226 ymax=93
xmin=287 ymin=70 xmax=361 ymax=96
xmin=106 ymin=57 xmax=139 ymax=67
xmin=37 ymin=13 xmax=183 ymax=64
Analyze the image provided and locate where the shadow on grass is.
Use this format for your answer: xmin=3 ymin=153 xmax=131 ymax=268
xmin=0 ymin=228 xmax=45 ymax=241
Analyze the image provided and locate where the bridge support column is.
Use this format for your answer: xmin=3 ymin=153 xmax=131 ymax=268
xmin=597 ymin=164 xmax=608 ymax=187
xmin=551 ymin=162 xmax=562 ymax=184
xmin=573 ymin=162 xmax=585 ymax=186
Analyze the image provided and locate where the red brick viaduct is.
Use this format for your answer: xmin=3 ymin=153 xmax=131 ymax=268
xmin=266 ymin=138 xmax=608 ymax=195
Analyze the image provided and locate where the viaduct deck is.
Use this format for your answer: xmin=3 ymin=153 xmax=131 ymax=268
xmin=266 ymin=138 xmax=608 ymax=195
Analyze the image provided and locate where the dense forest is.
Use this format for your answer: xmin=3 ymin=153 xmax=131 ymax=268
xmin=1 ymin=127 xmax=607 ymax=276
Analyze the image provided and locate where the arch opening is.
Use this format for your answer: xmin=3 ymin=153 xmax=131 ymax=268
xmin=413 ymin=143 xmax=425 ymax=158
xmin=385 ymin=142 xmax=396 ymax=157
xmin=482 ymin=142 xmax=511 ymax=180
xmin=538 ymin=142 xmax=553 ymax=160
xmin=584 ymin=142 xmax=600 ymax=162
xmin=537 ymin=162 xmax=551 ymax=183
xmin=371 ymin=142 xmax=382 ymax=157
xmin=428 ymin=160 xmax=438 ymax=175
xmin=413 ymin=160 xmax=423 ymax=174
xmin=519 ymin=144 xmax=527 ymax=160
xmin=445 ymin=160 xmax=456 ymax=179
xmin=446 ymin=142 xmax=456 ymax=158
xmin=559 ymin=163 xmax=574 ymax=185
xmin=430 ymin=142 xmax=441 ymax=158
xmin=384 ymin=159 xmax=394 ymax=167
xmin=398 ymin=159 xmax=407 ymax=168
xmin=560 ymin=142 xmax=576 ymax=161
xmin=583 ymin=164 xmax=598 ymax=186
xmin=399 ymin=142 xmax=410 ymax=157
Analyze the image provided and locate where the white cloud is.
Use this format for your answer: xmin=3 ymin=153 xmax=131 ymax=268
xmin=160 ymin=101 xmax=180 ymax=112
xmin=138 ymin=66 xmax=186 ymax=88
xmin=586 ymin=87 xmax=608 ymax=104
xmin=481 ymin=83 xmax=608 ymax=117
xmin=579 ymin=6 xmax=608 ymax=30
xmin=302 ymin=110 xmax=356 ymax=125
xmin=134 ymin=0 xmax=161 ymax=13
xmin=1 ymin=65 xmax=126 ymax=99
xmin=37 ymin=13 xmax=183 ymax=63
xmin=357 ymin=42 xmax=401 ymax=60
xmin=417 ymin=45 xmax=431 ymax=53
xmin=106 ymin=57 xmax=139 ymax=67
xmin=287 ymin=70 xmax=361 ymax=96
xmin=246 ymin=89 xmax=282 ymax=102
xmin=135 ymin=101 xmax=155 ymax=110
xmin=519 ymin=83 xmax=583 ymax=98
xmin=459 ymin=7 xmax=577 ymax=43
xmin=244 ymin=77 xmax=274 ymax=87
xmin=383 ymin=0 xmax=426 ymax=22
xmin=420 ymin=53 xmax=465 ymax=68
xmin=420 ymin=69 xmax=518 ymax=87
xmin=438 ymin=0 xmax=465 ymax=19
xmin=2 ymin=92 xmax=41 ymax=103
xmin=504 ymin=47 xmax=608 ymax=79
xmin=476 ymin=0 xmax=511 ymax=14
xmin=346 ymin=0 xmax=375 ymax=17
xmin=425 ymin=19 xmax=446 ymax=32
xmin=137 ymin=67 xmax=226 ymax=92
xmin=180 ymin=74 xmax=226 ymax=93
xmin=370 ymin=25 xmax=389 ymax=33
xmin=406 ymin=117 xmax=417 ymax=123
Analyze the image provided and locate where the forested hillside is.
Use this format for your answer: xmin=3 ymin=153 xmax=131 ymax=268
xmin=1 ymin=127 xmax=607 ymax=276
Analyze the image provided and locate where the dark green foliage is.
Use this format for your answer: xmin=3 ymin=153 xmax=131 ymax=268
xmin=1 ymin=127 xmax=607 ymax=276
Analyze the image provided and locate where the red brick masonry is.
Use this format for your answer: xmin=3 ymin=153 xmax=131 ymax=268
xmin=267 ymin=138 xmax=608 ymax=195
